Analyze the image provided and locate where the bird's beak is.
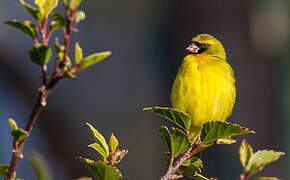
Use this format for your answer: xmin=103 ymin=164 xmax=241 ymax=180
xmin=186 ymin=43 xmax=200 ymax=53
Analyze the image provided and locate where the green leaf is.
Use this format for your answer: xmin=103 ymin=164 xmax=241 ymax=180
xmin=35 ymin=0 xmax=58 ymax=16
xmin=75 ymin=42 xmax=83 ymax=64
xmin=192 ymin=173 xmax=209 ymax=180
xmin=28 ymin=151 xmax=53 ymax=180
xmin=171 ymin=128 xmax=191 ymax=158
xmin=49 ymin=13 xmax=65 ymax=31
xmin=79 ymin=158 xmax=122 ymax=180
xmin=201 ymin=121 xmax=255 ymax=144
xmin=9 ymin=118 xmax=18 ymax=131
xmin=6 ymin=20 xmax=37 ymax=39
xmin=69 ymin=0 xmax=83 ymax=9
xmin=8 ymin=118 xmax=29 ymax=142
xmin=80 ymin=51 xmax=111 ymax=69
xmin=143 ymin=107 xmax=191 ymax=130
xmin=0 ymin=164 xmax=9 ymax=177
xmin=20 ymin=0 xmax=43 ymax=20
xmin=86 ymin=123 xmax=109 ymax=160
xmin=12 ymin=129 xmax=29 ymax=142
xmin=77 ymin=177 xmax=93 ymax=180
xmin=239 ymin=139 xmax=253 ymax=168
xmin=159 ymin=126 xmax=171 ymax=153
xmin=88 ymin=143 xmax=108 ymax=161
xmin=109 ymin=133 xmax=119 ymax=154
xmin=246 ymin=150 xmax=285 ymax=174
xmin=64 ymin=70 xmax=76 ymax=79
xmin=74 ymin=11 xmax=86 ymax=24
xmin=180 ymin=156 xmax=203 ymax=178
xmin=254 ymin=177 xmax=279 ymax=180
xmin=29 ymin=44 xmax=52 ymax=66
xmin=54 ymin=38 xmax=65 ymax=54
xmin=112 ymin=150 xmax=128 ymax=165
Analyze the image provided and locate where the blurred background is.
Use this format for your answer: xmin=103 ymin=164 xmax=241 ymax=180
xmin=0 ymin=0 xmax=289 ymax=179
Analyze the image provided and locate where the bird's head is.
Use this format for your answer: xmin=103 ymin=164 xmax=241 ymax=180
xmin=186 ymin=34 xmax=226 ymax=60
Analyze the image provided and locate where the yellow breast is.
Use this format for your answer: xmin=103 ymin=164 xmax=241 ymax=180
xmin=171 ymin=54 xmax=236 ymax=138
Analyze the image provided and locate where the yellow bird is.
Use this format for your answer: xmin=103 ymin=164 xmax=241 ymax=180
xmin=171 ymin=34 xmax=236 ymax=142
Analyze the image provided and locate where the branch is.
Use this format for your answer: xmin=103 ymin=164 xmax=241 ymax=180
xmin=5 ymin=8 xmax=79 ymax=179
xmin=160 ymin=138 xmax=202 ymax=180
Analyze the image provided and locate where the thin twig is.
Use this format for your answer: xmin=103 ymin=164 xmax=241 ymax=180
xmin=5 ymin=7 xmax=79 ymax=179
xmin=160 ymin=138 xmax=202 ymax=180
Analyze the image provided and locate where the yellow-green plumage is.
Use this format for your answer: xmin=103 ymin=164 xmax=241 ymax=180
xmin=171 ymin=34 xmax=236 ymax=141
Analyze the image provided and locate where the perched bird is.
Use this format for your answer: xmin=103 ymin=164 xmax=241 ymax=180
xmin=171 ymin=34 xmax=236 ymax=142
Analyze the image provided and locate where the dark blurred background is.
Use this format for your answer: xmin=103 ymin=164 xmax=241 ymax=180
xmin=0 ymin=0 xmax=289 ymax=179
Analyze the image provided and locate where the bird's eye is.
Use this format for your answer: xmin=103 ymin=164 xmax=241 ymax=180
xmin=200 ymin=43 xmax=209 ymax=49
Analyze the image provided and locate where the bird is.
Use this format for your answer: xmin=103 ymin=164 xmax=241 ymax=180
xmin=171 ymin=34 xmax=236 ymax=142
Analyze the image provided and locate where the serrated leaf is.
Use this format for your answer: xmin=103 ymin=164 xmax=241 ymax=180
xmin=254 ymin=177 xmax=279 ymax=180
xmin=216 ymin=138 xmax=236 ymax=144
xmin=201 ymin=121 xmax=255 ymax=144
xmin=239 ymin=139 xmax=253 ymax=168
xmin=20 ymin=0 xmax=43 ymax=20
xmin=79 ymin=158 xmax=122 ymax=180
xmin=74 ymin=11 xmax=86 ymax=24
xmin=171 ymin=128 xmax=191 ymax=158
xmin=35 ymin=0 xmax=58 ymax=16
xmin=12 ymin=129 xmax=29 ymax=142
xmin=80 ymin=51 xmax=111 ymax=69
xmin=75 ymin=42 xmax=83 ymax=64
xmin=86 ymin=123 xmax=109 ymax=160
xmin=6 ymin=20 xmax=37 ymax=39
xmin=9 ymin=118 xmax=18 ymax=131
xmin=159 ymin=126 xmax=171 ymax=153
xmin=113 ymin=150 xmax=128 ymax=165
xmin=180 ymin=156 xmax=203 ymax=178
xmin=0 ymin=164 xmax=9 ymax=177
xmin=109 ymin=133 xmax=119 ymax=154
xmin=49 ymin=13 xmax=65 ymax=31
xmin=88 ymin=143 xmax=108 ymax=161
xmin=29 ymin=44 xmax=52 ymax=66
xmin=143 ymin=107 xmax=191 ymax=130
xmin=246 ymin=150 xmax=284 ymax=174
xmin=28 ymin=151 xmax=53 ymax=180
xmin=69 ymin=0 xmax=83 ymax=9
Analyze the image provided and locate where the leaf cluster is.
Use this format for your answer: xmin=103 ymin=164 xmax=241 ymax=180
xmin=78 ymin=123 xmax=128 ymax=180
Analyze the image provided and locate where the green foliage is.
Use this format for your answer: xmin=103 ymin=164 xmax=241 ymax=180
xmin=80 ymin=51 xmax=111 ymax=69
xmin=6 ymin=20 xmax=37 ymax=39
xmin=35 ymin=0 xmax=58 ymax=17
xmin=79 ymin=158 xmax=122 ymax=180
xmin=28 ymin=151 xmax=53 ymax=180
xmin=109 ymin=133 xmax=119 ymax=155
xmin=77 ymin=177 xmax=93 ymax=180
xmin=49 ymin=13 xmax=65 ymax=31
xmin=0 ymin=164 xmax=9 ymax=177
xmin=112 ymin=150 xmax=128 ymax=165
xmin=20 ymin=0 xmax=43 ymax=20
xmin=179 ymin=157 xmax=203 ymax=177
xmin=9 ymin=118 xmax=29 ymax=142
xmin=254 ymin=177 xmax=279 ymax=180
xmin=201 ymin=121 xmax=255 ymax=145
xmin=69 ymin=0 xmax=83 ymax=9
xmin=171 ymin=128 xmax=191 ymax=158
xmin=29 ymin=45 xmax=52 ymax=66
xmin=75 ymin=42 xmax=83 ymax=64
xmin=74 ymin=11 xmax=86 ymax=24
xmin=87 ymin=123 xmax=109 ymax=160
xmin=143 ymin=107 xmax=191 ymax=130
xmin=239 ymin=140 xmax=284 ymax=179
xmin=245 ymin=150 xmax=284 ymax=174
xmin=239 ymin=139 xmax=253 ymax=168
xmin=159 ymin=126 xmax=191 ymax=158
